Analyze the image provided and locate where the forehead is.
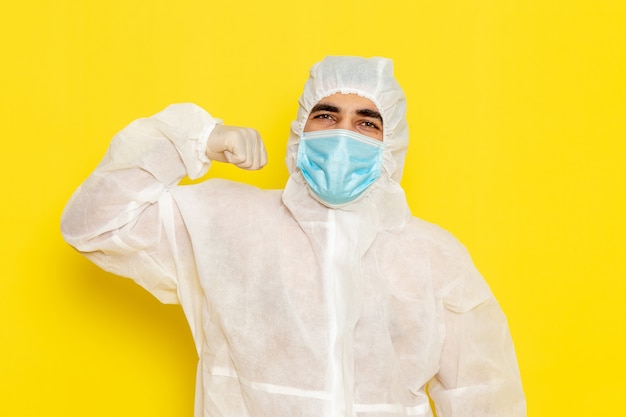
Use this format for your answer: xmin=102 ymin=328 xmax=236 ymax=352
xmin=313 ymin=93 xmax=379 ymax=112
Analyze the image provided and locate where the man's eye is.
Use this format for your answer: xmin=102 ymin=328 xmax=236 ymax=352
xmin=361 ymin=121 xmax=380 ymax=129
xmin=314 ymin=113 xmax=333 ymax=120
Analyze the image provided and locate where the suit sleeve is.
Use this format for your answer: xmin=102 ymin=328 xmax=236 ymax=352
xmin=61 ymin=103 xmax=220 ymax=304
xmin=428 ymin=239 xmax=526 ymax=416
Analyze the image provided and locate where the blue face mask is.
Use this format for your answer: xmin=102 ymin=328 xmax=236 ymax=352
xmin=296 ymin=129 xmax=385 ymax=206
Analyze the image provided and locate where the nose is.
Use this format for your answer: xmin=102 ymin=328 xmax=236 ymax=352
xmin=336 ymin=119 xmax=356 ymax=132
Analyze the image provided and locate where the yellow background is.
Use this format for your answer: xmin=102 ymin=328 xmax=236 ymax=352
xmin=1 ymin=1 xmax=624 ymax=416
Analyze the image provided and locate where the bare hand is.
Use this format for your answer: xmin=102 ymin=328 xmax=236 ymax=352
xmin=206 ymin=125 xmax=267 ymax=170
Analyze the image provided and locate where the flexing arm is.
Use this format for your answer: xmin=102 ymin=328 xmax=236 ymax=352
xmin=61 ymin=103 xmax=266 ymax=303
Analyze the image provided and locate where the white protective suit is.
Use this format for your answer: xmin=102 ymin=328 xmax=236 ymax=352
xmin=61 ymin=56 xmax=526 ymax=417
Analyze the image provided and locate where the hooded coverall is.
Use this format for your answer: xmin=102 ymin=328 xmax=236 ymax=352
xmin=61 ymin=56 xmax=526 ymax=417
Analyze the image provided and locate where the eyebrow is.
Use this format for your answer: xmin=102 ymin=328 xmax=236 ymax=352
xmin=356 ymin=108 xmax=383 ymax=125
xmin=310 ymin=103 xmax=340 ymax=114
xmin=309 ymin=103 xmax=383 ymax=125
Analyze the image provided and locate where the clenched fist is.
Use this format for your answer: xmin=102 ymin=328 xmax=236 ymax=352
xmin=206 ymin=125 xmax=267 ymax=170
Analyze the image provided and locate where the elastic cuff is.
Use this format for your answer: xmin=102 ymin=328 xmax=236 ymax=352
xmin=187 ymin=119 xmax=223 ymax=179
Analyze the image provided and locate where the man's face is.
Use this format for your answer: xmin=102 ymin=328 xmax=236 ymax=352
xmin=303 ymin=93 xmax=383 ymax=141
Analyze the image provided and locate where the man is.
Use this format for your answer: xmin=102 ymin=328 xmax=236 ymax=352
xmin=61 ymin=56 xmax=526 ymax=417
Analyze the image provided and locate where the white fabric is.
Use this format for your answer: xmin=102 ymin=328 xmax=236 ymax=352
xmin=61 ymin=56 xmax=526 ymax=417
